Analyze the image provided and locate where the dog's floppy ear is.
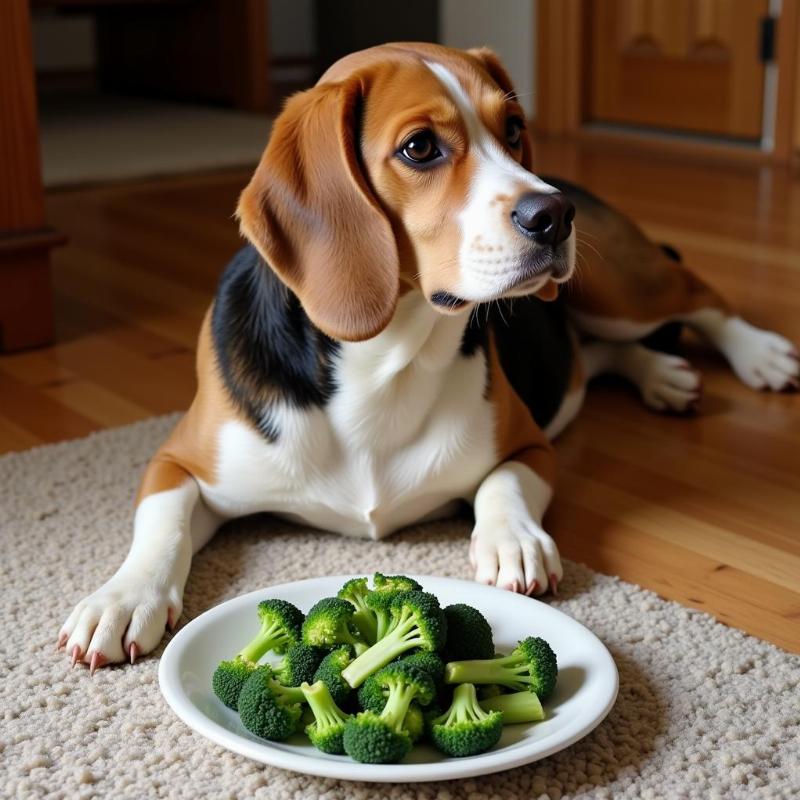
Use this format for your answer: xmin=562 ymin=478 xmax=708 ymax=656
xmin=237 ymin=75 xmax=398 ymax=342
xmin=468 ymin=47 xmax=533 ymax=171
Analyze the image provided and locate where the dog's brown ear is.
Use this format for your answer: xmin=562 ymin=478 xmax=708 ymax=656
xmin=237 ymin=76 xmax=398 ymax=342
xmin=468 ymin=47 xmax=533 ymax=170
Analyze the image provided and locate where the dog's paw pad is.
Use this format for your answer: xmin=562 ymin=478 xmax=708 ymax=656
xmin=723 ymin=320 xmax=799 ymax=391
xmin=471 ymin=520 xmax=562 ymax=597
xmin=60 ymin=577 xmax=182 ymax=669
xmin=638 ymin=353 xmax=701 ymax=413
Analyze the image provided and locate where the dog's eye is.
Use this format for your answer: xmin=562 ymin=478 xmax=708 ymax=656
xmin=506 ymin=117 xmax=525 ymax=148
xmin=399 ymin=130 xmax=442 ymax=165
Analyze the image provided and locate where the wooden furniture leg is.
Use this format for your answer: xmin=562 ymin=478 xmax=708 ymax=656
xmin=0 ymin=1 xmax=62 ymax=352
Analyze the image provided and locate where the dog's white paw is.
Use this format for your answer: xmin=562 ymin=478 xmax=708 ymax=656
xmin=625 ymin=347 xmax=701 ymax=413
xmin=469 ymin=518 xmax=563 ymax=597
xmin=58 ymin=573 xmax=183 ymax=670
xmin=720 ymin=319 xmax=799 ymax=391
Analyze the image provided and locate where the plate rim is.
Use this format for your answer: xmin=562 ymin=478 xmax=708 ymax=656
xmin=158 ymin=574 xmax=619 ymax=783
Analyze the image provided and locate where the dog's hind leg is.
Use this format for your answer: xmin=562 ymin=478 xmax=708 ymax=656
xmin=58 ymin=457 xmax=222 ymax=670
xmin=568 ymin=237 xmax=798 ymax=394
xmin=580 ymin=339 xmax=702 ymax=413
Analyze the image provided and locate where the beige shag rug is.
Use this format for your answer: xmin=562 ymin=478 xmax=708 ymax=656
xmin=1 ymin=415 xmax=799 ymax=799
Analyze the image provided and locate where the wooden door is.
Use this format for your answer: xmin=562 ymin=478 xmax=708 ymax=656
xmin=588 ymin=0 xmax=768 ymax=139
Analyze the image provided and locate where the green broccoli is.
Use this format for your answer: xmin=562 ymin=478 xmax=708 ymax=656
xmin=300 ymin=680 xmax=351 ymax=754
xmin=302 ymin=597 xmax=368 ymax=652
xmin=429 ymin=682 xmax=504 ymax=757
xmin=479 ymin=690 xmax=545 ymax=723
xmin=444 ymin=636 xmax=558 ymax=700
xmin=404 ymin=703 xmax=425 ymax=743
xmin=338 ymin=577 xmax=378 ymax=644
xmin=211 ymin=598 xmax=304 ymax=708
xmin=364 ymin=590 xmax=397 ymax=641
xmin=372 ymin=573 xmax=422 ymax=593
xmin=313 ymin=644 xmax=357 ymax=706
xmin=341 ymin=591 xmax=447 ymax=688
xmin=237 ymin=665 xmax=306 ymax=741
xmin=365 ymin=575 xmax=421 ymax=640
xmin=342 ymin=661 xmax=434 ymax=763
xmin=477 ymin=684 xmax=507 ymax=701
xmin=441 ymin=603 xmax=495 ymax=662
xmin=275 ymin=642 xmax=326 ymax=687
xmin=356 ymin=672 xmax=386 ymax=713
xmin=356 ymin=673 xmax=425 ymax=743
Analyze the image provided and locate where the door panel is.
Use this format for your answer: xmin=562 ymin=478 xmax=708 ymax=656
xmin=589 ymin=0 xmax=768 ymax=139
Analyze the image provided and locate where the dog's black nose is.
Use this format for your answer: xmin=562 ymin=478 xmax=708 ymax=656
xmin=512 ymin=192 xmax=575 ymax=245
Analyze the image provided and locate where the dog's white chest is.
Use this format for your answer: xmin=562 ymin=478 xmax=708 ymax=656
xmin=199 ymin=297 xmax=499 ymax=538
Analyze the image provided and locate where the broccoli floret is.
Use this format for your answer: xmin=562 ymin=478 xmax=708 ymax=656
xmin=430 ymin=682 xmax=504 ymax=757
xmin=359 ymin=653 xmax=444 ymax=711
xmin=341 ymin=592 xmax=447 ymax=688
xmin=444 ymin=636 xmax=558 ymax=700
xmin=477 ymin=684 xmax=507 ymax=701
xmin=364 ymin=590 xmax=396 ymax=641
xmin=302 ymin=597 xmax=368 ymax=652
xmin=275 ymin=642 xmax=326 ymax=687
xmin=300 ymin=680 xmax=351 ymax=754
xmin=479 ymin=690 xmax=545 ymax=723
xmin=357 ymin=672 xmax=386 ymax=713
xmin=372 ymin=573 xmax=422 ymax=593
xmin=241 ymin=599 xmax=304 ymax=661
xmin=211 ymin=598 xmax=304 ymax=708
xmin=342 ymin=711 xmax=412 ymax=764
xmin=357 ymin=674 xmax=425 ymax=743
xmin=342 ymin=661 xmax=434 ymax=763
xmin=237 ymin=665 xmax=306 ymax=741
xmin=441 ymin=603 xmax=495 ymax=662
xmin=313 ymin=644 xmax=357 ymax=706
xmin=338 ymin=577 xmax=378 ymax=644
xmin=212 ymin=657 xmax=259 ymax=709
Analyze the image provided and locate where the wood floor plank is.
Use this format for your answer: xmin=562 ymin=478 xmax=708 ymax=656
xmin=0 ymin=371 xmax=98 ymax=443
xmin=44 ymin=380 xmax=151 ymax=428
xmin=560 ymin=468 xmax=800 ymax=593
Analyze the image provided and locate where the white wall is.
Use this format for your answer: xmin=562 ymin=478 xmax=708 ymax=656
xmin=440 ymin=0 xmax=537 ymax=118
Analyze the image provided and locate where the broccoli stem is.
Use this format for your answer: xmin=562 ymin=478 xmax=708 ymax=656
xmin=380 ymin=683 xmax=417 ymax=733
xmin=479 ymin=690 xmax=545 ymax=724
xmin=341 ymin=610 xmax=422 ymax=688
xmin=351 ymin=607 xmax=378 ymax=645
xmin=437 ymin=683 xmax=490 ymax=725
xmin=301 ymin=681 xmax=349 ymax=728
xmin=272 ymin=680 xmax=306 ymax=706
xmin=444 ymin=653 xmax=530 ymax=689
xmin=239 ymin=619 xmax=290 ymax=663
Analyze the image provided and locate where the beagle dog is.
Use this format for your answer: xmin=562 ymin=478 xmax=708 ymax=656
xmin=59 ymin=43 xmax=798 ymax=670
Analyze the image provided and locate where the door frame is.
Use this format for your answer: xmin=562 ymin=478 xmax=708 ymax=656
xmin=534 ymin=0 xmax=800 ymax=163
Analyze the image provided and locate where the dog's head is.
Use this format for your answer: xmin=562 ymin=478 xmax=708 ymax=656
xmin=238 ymin=42 xmax=575 ymax=341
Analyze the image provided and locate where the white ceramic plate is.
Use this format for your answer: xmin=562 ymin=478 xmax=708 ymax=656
xmin=159 ymin=575 xmax=618 ymax=782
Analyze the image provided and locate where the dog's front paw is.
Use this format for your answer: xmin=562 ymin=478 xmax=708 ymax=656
xmin=469 ymin=518 xmax=563 ymax=597
xmin=58 ymin=574 xmax=183 ymax=671
xmin=722 ymin=319 xmax=799 ymax=391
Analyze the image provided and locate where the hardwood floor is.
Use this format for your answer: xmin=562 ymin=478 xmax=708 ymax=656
xmin=1 ymin=138 xmax=798 ymax=652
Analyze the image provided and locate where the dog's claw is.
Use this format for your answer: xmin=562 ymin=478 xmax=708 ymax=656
xmin=70 ymin=644 xmax=81 ymax=668
xmin=550 ymin=574 xmax=559 ymax=596
xmin=526 ymin=580 xmax=539 ymax=596
xmin=89 ymin=652 xmax=106 ymax=676
xmin=57 ymin=632 xmax=68 ymax=651
xmin=129 ymin=642 xmax=139 ymax=665
xmin=166 ymin=608 xmax=175 ymax=631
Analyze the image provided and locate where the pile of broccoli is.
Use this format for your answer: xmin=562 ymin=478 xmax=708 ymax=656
xmin=211 ymin=574 xmax=557 ymax=764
